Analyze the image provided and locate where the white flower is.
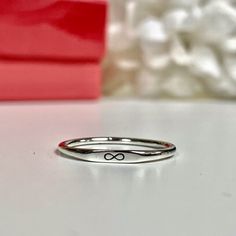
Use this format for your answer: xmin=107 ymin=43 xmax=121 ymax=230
xmin=104 ymin=0 xmax=236 ymax=98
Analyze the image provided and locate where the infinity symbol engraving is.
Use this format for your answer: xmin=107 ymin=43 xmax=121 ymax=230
xmin=104 ymin=153 xmax=125 ymax=161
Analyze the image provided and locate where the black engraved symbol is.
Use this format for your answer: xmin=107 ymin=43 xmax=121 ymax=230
xmin=104 ymin=153 xmax=125 ymax=161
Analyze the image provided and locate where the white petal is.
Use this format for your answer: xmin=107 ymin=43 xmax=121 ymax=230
xmin=108 ymin=22 xmax=136 ymax=51
xmin=190 ymin=44 xmax=221 ymax=79
xmin=207 ymin=79 xmax=236 ymax=97
xmin=136 ymin=69 xmax=162 ymax=97
xmin=170 ymin=36 xmax=191 ymax=66
xmin=197 ymin=1 xmax=236 ymax=43
xmin=221 ymin=37 xmax=236 ymax=53
xmin=163 ymin=8 xmax=189 ymax=32
xmin=224 ymin=54 xmax=236 ymax=81
xmin=139 ymin=18 xmax=170 ymax=70
xmin=168 ymin=0 xmax=198 ymax=8
xmin=103 ymin=68 xmax=135 ymax=97
xmin=138 ymin=17 xmax=168 ymax=43
xmin=141 ymin=41 xmax=171 ymax=70
xmin=161 ymin=70 xmax=203 ymax=97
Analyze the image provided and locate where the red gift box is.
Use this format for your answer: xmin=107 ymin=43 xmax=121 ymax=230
xmin=0 ymin=62 xmax=101 ymax=100
xmin=0 ymin=0 xmax=107 ymax=100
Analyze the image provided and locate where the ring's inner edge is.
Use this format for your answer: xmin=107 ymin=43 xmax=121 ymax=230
xmin=67 ymin=140 xmax=168 ymax=151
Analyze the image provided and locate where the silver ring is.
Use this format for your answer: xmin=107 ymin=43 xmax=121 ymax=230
xmin=58 ymin=137 xmax=176 ymax=164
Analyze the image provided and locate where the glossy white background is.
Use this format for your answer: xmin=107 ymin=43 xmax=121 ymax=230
xmin=0 ymin=100 xmax=235 ymax=236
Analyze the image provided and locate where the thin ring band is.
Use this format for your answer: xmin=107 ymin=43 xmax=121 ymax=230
xmin=58 ymin=137 xmax=176 ymax=164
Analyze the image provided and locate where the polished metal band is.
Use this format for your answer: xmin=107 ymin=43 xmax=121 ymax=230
xmin=58 ymin=137 xmax=176 ymax=164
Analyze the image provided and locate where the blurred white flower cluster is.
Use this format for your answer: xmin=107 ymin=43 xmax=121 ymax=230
xmin=103 ymin=0 xmax=236 ymax=98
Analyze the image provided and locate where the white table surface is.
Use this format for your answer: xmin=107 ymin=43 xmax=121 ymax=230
xmin=0 ymin=99 xmax=235 ymax=236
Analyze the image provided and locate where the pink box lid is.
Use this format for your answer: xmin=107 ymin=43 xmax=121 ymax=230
xmin=0 ymin=0 xmax=107 ymax=61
